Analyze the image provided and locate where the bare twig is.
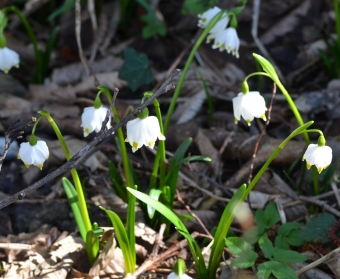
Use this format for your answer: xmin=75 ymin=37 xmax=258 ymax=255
xmin=88 ymin=0 xmax=97 ymax=31
xmin=75 ymin=0 xmax=90 ymax=76
xmin=247 ymin=83 xmax=276 ymax=184
xmin=132 ymin=231 xmax=200 ymax=277
xmin=295 ymin=246 xmax=340 ymax=276
xmin=0 ymin=119 xmax=35 ymax=172
xmin=298 ymin=195 xmax=340 ymax=218
xmin=251 ymin=0 xmax=286 ymax=84
xmin=176 ymin=189 xmax=213 ymax=238
xmin=0 ymin=69 xmax=180 ymax=210
xmin=150 ymin=223 xmax=166 ymax=258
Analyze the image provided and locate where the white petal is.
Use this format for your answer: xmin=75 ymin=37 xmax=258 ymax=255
xmin=0 ymin=47 xmax=19 ymax=73
xmin=167 ymin=272 xmax=178 ymax=279
xmin=197 ymin=6 xmax=221 ymax=28
xmin=81 ymin=106 xmax=110 ymax=137
xmin=232 ymin=93 xmax=243 ymax=123
xmin=18 ymin=140 xmax=49 ymax=169
xmin=232 ymin=91 xmax=267 ymax=125
xmin=126 ymin=116 xmax=165 ymax=152
xmin=303 ymin=144 xmax=332 ymax=173
xmin=209 ymin=13 xmax=229 ymax=34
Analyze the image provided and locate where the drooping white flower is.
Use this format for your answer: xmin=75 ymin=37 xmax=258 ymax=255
xmin=17 ymin=140 xmax=49 ymax=170
xmin=198 ymin=6 xmax=221 ymax=28
xmin=81 ymin=106 xmax=110 ymax=137
xmin=212 ymin=27 xmax=240 ymax=58
xmin=303 ymin=144 xmax=332 ymax=174
xmin=167 ymin=272 xmax=193 ymax=279
xmin=0 ymin=46 xmax=19 ymax=73
xmin=232 ymin=91 xmax=267 ymax=125
xmin=125 ymin=116 xmax=165 ymax=153
xmin=206 ymin=14 xmax=230 ymax=43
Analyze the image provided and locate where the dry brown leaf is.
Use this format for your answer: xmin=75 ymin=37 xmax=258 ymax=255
xmin=29 ymin=83 xmax=77 ymax=102
xmin=89 ymin=230 xmax=116 ymax=276
xmin=260 ymin=0 xmax=311 ymax=45
xmin=51 ymin=56 xmax=124 ymax=86
xmin=195 ymin=128 xmax=222 ymax=177
xmin=73 ymin=72 xmax=127 ymax=93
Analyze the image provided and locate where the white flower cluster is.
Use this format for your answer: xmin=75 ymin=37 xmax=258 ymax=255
xmin=198 ymin=6 xmax=240 ymax=58
xmin=80 ymin=106 xmax=165 ymax=153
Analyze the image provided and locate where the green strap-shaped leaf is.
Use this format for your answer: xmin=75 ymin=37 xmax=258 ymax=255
xmin=62 ymin=177 xmax=86 ymax=242
xmin=208 ymin=184 xmax=246 ymax=278
xmin=127 ymin=187 xmax=208 ymax=279
xmin=100 ymin=206 xmax=135 ymax=273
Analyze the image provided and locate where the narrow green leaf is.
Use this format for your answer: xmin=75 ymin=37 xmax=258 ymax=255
xmin=62 ymin=177 xmax=86 ymax=242
xmin=126 ymin=185 xmax=137 ymax=265
xmin=127 ymin=187 xmax=208 ymax=278
xmin=253 ymin=53 xmax=279 ymax=82
xmin=259 ymin=237 xmax=275 ymax=259
xmin=100 ymin=206 xmax=135 ymax=273
xmin=86 ymin=223 xmax=100 ymax=265
xmin=208 ymin=184 xmax=247 ymax=278
xmin=147 ymin=189 xmax=163 ymax=219
xmin=108 ymin=161 xmax=128 ymax=202
xmin=273 ymin=249 xmax=307 ymax=263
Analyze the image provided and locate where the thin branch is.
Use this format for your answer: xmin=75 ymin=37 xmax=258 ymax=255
xmin=0 ymin=69 xmax=180 ymax=210
xmin=247 ymin=83 xmax=276 ymax=184
xmin=75 ymin=0 xmax=90 ymax=76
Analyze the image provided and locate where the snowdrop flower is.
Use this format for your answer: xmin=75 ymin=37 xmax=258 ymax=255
xmin=212 ymin=27 xmax=240 ymax=58
xmin=303 ymin=136 xmax=332 ymax=174
xmin=198 ymin=6 xmax=221 ymax=28
xmin=167 ymin=272 xmax=193 ymax=279
xmin=81 ymin=106 xmax=110 ymax=137
xmin=125 ymin=113 xmax=165 ymax=153
xmin=0 ymin=46 xmax=19 ymax=73
xmin=232 ymin=91 xmax=267 ymax=125
xmin=17 ymin=138 xmax=49 ymax=170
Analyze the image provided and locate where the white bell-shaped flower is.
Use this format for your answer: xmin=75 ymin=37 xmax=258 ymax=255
xmin=81 ymin=106 xmax=110 ymax=137
xmin=303 ymin=143 xmax=332 ymax=174
xmin=198 ymin=6 xmax=221 ymax=28
xmin=0 ymin=46 xmax=19 ymax=73
xmin=167 ymin=272 xmax=193 ymax=279
xmin=232 ymin=91 xmax=267 ymax=126
xmin=125 ymin=116 xmax=165 ymax=153
xmin=206 ymin=14 xmax=230 ymax=43
xmin=212 ymin=27 xmax=240 ymax=58
xmin=17 ymin=140 xmax=49 ymax=170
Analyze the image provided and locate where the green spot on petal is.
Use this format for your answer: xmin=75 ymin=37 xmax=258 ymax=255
xmin=133 ymin=142 xmax=138 ymax=149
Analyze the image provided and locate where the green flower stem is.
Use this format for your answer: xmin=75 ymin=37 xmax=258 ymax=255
xmin=274 ymin=81 xmax=320 ymax=194
xmin=153 ymin=98 xmax=166 ymax=190
xmin=3 ymin=6 xmax=42 ymax=83
xmin=112 ymin=106 xmax=133 ymax=188
xmin=31 ymin=115 xmax=45 ymax=135
xmin=242 ymin=121 xmax=315 ymax=200
xmin=97 ymin=86 xmax=133 ymax=188
xmin=38 ymin=111 xmax=92 ymax=235
xmin=163 ymin=10 xmax=225 ymax=133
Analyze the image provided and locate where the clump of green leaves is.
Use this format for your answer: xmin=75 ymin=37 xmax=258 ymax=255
xmin=225 ymin=203 xmax=306 ymax=279
xmin=135 ymin=0 xmax=166 ymax=39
